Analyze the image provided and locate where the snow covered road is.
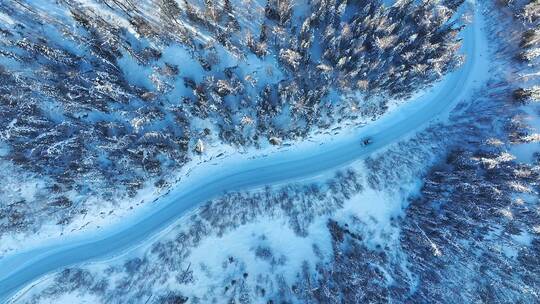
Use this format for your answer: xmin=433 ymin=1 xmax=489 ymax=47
xmin=0 ymin=5 xmax=489 ymax=303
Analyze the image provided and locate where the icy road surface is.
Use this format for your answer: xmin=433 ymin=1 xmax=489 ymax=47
xmin=0 ymin=5 xmax=489 ymax=302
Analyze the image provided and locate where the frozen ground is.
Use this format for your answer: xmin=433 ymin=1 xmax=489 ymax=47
xmin=2 ymin=0 xmax=540 ymax=303
xmin=0 ymin=2 xmax=490 ymax=302
xmin=0 ymin=0 xmax=465 ymax=256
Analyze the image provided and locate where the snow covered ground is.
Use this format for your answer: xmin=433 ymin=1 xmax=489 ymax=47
xmin=3 ymin=0 xmax=540 ymax=303
xmin=0 ymin=0 xmax=465 ymax=257
xmin=0 ymin=2 xmax=491 ymax=301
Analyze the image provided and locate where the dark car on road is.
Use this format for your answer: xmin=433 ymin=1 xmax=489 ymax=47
xmin=361 ymin=137 xmax=373 ymax=146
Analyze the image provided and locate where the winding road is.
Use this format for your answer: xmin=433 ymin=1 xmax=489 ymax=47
xmin=0 ymin=5 xmax=489 ymax=302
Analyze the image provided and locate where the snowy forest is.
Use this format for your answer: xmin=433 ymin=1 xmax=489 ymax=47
xmin=1 ymin=0 xmax=540 ymax=303
xmin=0 ymin=0 xmax=465 ymax=237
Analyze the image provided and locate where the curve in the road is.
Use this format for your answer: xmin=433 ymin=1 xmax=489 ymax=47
xmin=0 ymin=5 xmax=489 ymax=302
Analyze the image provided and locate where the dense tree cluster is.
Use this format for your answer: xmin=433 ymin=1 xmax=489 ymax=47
xmin=400 ymin=146 xmax=539 ymax=302
xmin=507 ymin=0 xmax=540 ymax=101
xmin=293 ymin=143 xmax=539 ymax=303
xmin=294 ymin=0 xmax=465 ymax=98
